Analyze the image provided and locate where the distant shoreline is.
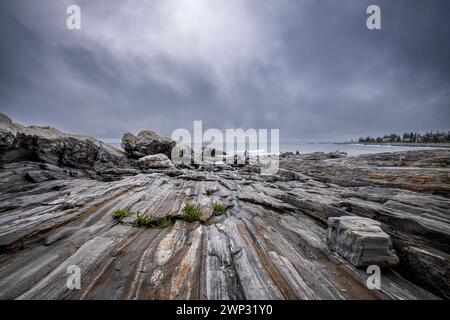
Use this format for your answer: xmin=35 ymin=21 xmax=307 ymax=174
xmin=336 ymin=142 xmax=450 ymax=148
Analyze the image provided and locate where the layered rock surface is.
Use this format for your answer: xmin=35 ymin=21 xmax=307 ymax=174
xmin=326 ymin=216 xmax=399 ymax=267
xmin=0 ymin=113 xmax=132 ymax=177
xmin=0 ymin=115 xmax=449 ymax=300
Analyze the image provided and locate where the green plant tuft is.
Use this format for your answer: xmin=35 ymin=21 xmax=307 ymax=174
xmin=212 ymin=203 xmax=227 ymax=216
xmin=155 ymin=216 xmax=173 ymax=229
xmin=133 ymin=213 xmax=152 ymax=227
xmin=182 ymin=203 xmax=203 ymax=222
xmin=112 ymin=209 xmax=131 ymax=220
xmin=133 ymin=214 xmax=173 ymax=229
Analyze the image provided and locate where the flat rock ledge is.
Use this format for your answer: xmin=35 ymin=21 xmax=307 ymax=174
xmin=327 ymin=217 xmax=400 ymax=267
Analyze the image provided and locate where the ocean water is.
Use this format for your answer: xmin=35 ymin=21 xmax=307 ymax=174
xmin=105 ymin=140 xmax=444 ymax=156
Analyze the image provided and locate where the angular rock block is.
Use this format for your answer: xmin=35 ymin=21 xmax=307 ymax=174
xmin=139 ymin=154 xmax=175 ymax=169
xmin=326 ymin=216 xmax=399 ymax=267
xmin=122 ymin=131 xmax=175 ymax=159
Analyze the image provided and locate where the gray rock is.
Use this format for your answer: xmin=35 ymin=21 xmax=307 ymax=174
xmin=139 ymin=154 xmax=175 ymax=169
xmin=171 ymin=144 xmax=194 ymax=166
xmin=200 ymin=146 xmax=226 ymax=158
xmin=0 ymin=113 xmax=130 ymax=173
xmin=122 ymin=130 xmax=175 ymax=159
xmin=25 ymin=170 xmax=67 ymax=183
xmin=327 ymin=151 xmax=347 ymax=159
xmin=99 ymin=168 xmax=140 ymax=175
xmin=326 ymin=216 xmax=399 ymax=267
xmin=44 ymin=227 xmax=80 ymax=246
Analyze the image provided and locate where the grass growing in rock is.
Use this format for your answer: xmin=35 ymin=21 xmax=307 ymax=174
xmin=212 ymin=203 xmax=227 ymax=216
xmin=133 ymin=213 xmax=152 ymax=227
xmin=132 ymin=214 xmax=173 ymax=229
xmin=182 ymin=203 xmax=203 ymax=222
xmin=112 ymin=209 xmax=132 ymax=220
xmin=155 ymin=216 xmax=173 ymax=229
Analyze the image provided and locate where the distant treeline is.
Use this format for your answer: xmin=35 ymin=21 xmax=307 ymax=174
xmin=358 ymin=131 xmax=450 ymax=144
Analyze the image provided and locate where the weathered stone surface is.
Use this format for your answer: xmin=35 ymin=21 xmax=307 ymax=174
xmin=122 ymin=131 xmax=175 ymax=159
xmin=0 ymin=150 xmax=447 ymax=300
xmin=25 ymin=170 xmax=66 ymax=183
xmin=0 ymin=115 xmax=448 ymax=300
xmin=0 ymin=113 xmax=130 ymax=175
xmin=139 ymin=154 xmax=175 ymax=169
xmin=326 ymin=216 xmax=399 ymax=267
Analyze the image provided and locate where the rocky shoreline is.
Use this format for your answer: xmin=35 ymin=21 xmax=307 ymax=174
xmin=353 ymin=142 xmax=450 ymax=148
xmin=0 ymin=113 xmax=448 ymax=300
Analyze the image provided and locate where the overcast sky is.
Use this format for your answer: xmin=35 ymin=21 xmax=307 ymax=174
xmin=0 ymin=0 xmax=449 ymax=141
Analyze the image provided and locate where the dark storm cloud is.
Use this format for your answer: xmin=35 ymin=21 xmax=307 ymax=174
xmin=0 ymin=0 xmax=449 ymax=141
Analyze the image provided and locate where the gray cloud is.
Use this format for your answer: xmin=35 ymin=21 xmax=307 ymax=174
xmin=0 ymin=0 xmax=449 ymax=141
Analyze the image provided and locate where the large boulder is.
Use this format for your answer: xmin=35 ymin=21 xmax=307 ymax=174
xmin=0 ymin=113 xmax=130 ymax=173
xmin=139 ymin=154 xmax=175 ymax=169
xmin=326 ymin=216 xmax=399 ymax=267
xmin=122 ymin=131 xmax=175 ymax=159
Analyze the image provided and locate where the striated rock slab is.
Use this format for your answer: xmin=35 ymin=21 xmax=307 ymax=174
xmin=326 ymin=216 xmax=400 ymax=267
xmin=0 ymin=155 xmax=446 ymax=300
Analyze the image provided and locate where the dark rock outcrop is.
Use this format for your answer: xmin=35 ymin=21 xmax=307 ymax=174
xmin=122 ymin=131 xmax=175 ymax=159
xmin=0 ymin=113 xmax=131 ymax=175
